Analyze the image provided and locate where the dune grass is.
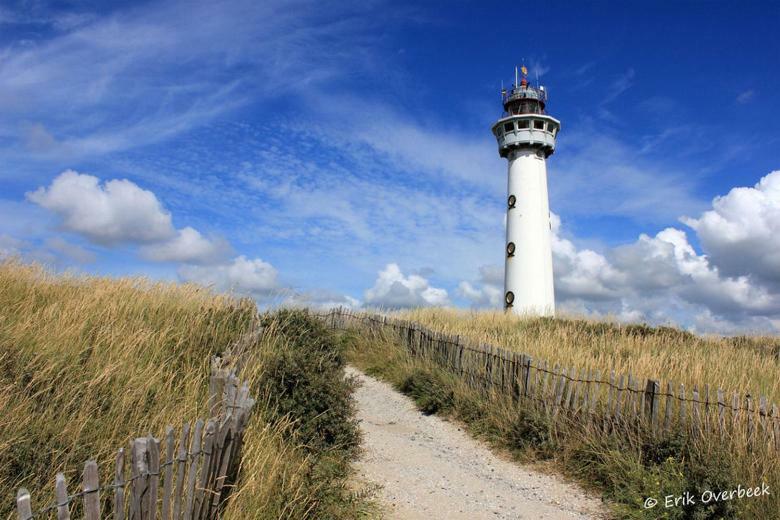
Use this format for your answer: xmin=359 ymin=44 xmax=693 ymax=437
xmin=341 ymin=309 xmax=780 ymax=519
xmin=395 ymin=308 xmax=780 ymax=408
xmin=0 ymin=260 xmax=370 ymax=519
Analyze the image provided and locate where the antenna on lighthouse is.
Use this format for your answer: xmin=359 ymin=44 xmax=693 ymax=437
xmin=515 ymin=66 xmax=519 ymax=88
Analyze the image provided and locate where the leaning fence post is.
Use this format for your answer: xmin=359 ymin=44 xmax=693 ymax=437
xmin=56 ymin=473 xmax=70 ymax=520
xmin=83 ymin=460 xmax=101 ymax=520
xmin=16 ymin=488 xmax=32 ymax=520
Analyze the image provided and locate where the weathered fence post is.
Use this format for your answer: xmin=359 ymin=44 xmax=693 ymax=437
xmin=162 ymin=427 xmax=174 ymax=519
xmin=16 ymin=488 xmax=32 ymax=520
xmin=664 ymin=382 xmax=674 ymax=434
xmin=83 ymin=460 xmax=100 ymax=520
xmin=173 ymin=423 xmax=190 ymax=519
xmin=130 ymin=438 xmax=148 ymax=520
xmin=717 ymin=389 xmax=726 ymax=437
xmin=645 ymin=379 xmax=660 ymax=432
xmin=184 ymin=419 xmax=204 ymax=519
xmin=55 ymin=473 xmax=70 ymax=520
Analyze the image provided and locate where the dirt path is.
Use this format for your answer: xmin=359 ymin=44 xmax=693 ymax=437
xmin=347 ymin=366 xmax=607 ymax=519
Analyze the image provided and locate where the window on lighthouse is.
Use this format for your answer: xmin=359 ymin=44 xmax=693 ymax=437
xmin=533 ymin=120 xmax=545 ymax=130
xmin=503 ymin=122 xmax=514 ymax=133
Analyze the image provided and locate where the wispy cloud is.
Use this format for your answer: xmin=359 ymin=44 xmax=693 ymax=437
xmin=736 ymin=89 xmax=755 ymax=104
xmin=0 ymin=0 xmax=382 ymax=164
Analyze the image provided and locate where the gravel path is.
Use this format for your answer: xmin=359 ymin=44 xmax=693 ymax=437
xmin=348 ymin=366 xmax=607 ymax=519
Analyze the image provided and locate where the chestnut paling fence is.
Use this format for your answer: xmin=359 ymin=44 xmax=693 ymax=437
xmin=323 ymin=308 xmax=780 ymax=449
xmin=15 ymin=357 xmax=256 ymax=520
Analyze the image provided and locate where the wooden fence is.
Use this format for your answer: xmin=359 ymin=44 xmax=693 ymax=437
xmin=324 ymin=308 xmax=780 ymax=450
xmin=15 ymin=357 xmax=256 ymax=520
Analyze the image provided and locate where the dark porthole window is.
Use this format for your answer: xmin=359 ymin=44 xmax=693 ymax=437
xmin=505 ymin=291 xmax=515 ymax=306
xmin=503 ymin=122 xmax=514 ymax=133
xmin=506 ymin=242 xmax=516 ymax=257
xmin=507 ymin=194 xmax=516 ymax=209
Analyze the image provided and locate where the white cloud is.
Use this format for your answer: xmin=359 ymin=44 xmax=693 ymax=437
xmin=179 ymin=255 xmax=281 ymax=299
xmin=682 ymin=170 xmax=780 ymax=285
xmin=27 ymin=170 xmax=175 ymax=245
xmin=29 ymin=170 xmax=229 ymax=265
xmin=364 ymin=263 xmax=449 ymax=308
xmin=140 ymin=227 xmax=231 ymax=264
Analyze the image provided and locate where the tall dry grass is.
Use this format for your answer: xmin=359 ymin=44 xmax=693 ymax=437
xmin=0 ymin=260 xmax=367 ymax=518
xmin=395 ymin=308 xmax=780 ymax=406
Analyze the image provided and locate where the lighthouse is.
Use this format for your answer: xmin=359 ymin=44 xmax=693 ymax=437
xmin=491 ymin=66 xmax=559 ymax=316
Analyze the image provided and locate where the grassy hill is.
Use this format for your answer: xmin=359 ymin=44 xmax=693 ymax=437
xmin=0 ymin=260 xmax=370 ymax=519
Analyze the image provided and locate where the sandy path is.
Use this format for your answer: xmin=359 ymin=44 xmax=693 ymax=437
xmin=347 ymin=366 xmax=607 ymax=519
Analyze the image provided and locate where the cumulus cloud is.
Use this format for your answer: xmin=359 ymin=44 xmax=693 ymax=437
xmin=140 ymin=227 xmax=231 ymax=264
xmin=364 ymin=263 xmax=449 ymax=308
xmin=29 ymin=170 xmax=229 ymax=265
xmin=178 ymin=255 xmax=281 ymax=299
xmin=27 ymin=170 xmax=175 ymax=245
xmin=682 ymin=171 xmax=780 ymax=285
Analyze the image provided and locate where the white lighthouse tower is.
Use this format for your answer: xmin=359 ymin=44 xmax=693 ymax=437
xmin=491 ymin=66 xmax=560 ymax=316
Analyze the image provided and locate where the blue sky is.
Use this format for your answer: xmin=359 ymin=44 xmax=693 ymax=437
xmin=1 ymin=0 xmax=779 ymax=333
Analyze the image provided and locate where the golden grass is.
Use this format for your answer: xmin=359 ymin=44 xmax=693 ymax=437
xmin=394 ymin=308 xmax=780 ymax=407
xmin=0 ymin=260 xmax=352 ymax=519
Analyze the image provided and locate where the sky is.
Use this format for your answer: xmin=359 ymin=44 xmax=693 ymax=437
xmin=1 ymin=0 xmax=779 ymax=333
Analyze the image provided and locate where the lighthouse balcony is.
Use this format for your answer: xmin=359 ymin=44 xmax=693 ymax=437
xmin=492 ymin=115 xmax=559 ymax=158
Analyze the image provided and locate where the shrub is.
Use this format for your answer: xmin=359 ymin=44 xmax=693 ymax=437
xmin=257 ymin=309 xmax=360 ymax=455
